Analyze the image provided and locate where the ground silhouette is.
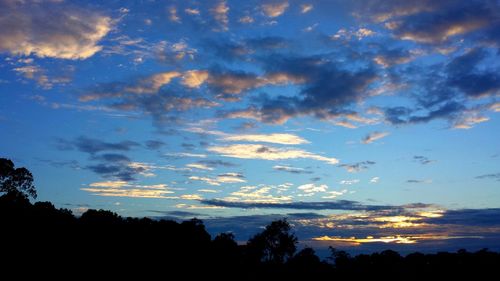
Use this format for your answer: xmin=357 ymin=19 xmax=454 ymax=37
xmin=1 ymin=158 xmax=499 ymax=278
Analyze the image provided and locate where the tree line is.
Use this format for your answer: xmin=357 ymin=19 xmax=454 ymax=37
xmin=1 ymin=158 xmax=499 ymax=278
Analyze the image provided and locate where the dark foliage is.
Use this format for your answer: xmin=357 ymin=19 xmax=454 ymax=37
xmin=1 ymin=158 xmax=500 ymax=279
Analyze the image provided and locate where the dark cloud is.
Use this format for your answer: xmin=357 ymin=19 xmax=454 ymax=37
xmin=246 ymin=36 xmax=289 ymax=50
xmin=423 ymin=208 xmax=500 ymax=226
xmin=223 ymin=54 xmax=377 ymax=124
xmin=81 ymin=80 xmax=218 ymax=128
xmin=339 ymin=161 xmax=376 ymax=173
xmin=199 ymin=199 xmax=432 ymax=211
xmin=373 ymin=47 xmax=414 ymax=67
xmin=86 ymin=161 xmax=146 ymax=182
xmin=446 ymin=48 xmax=500 ymax=98
xmin=145 ymin=140 xmax=165 ymax=150
xmin=58 ymin=136 xmax=139 ymax=155
xmin=148 ymin=210 xmax=203 ymax=218
xmin=355 ymin=0 xmax=499 ymax=44
xmin=198 ymin=160 xmax=238 ymax=168
xmin=475 ymin=172 xmax=500 ymax=181
xmin=273 ymin=165 xmax=313 ymax=174
xmin=92 ymin=153 xmax=131 ymax=163
xmin=414 ymin=155 xmax=433 ymax=165
xmin=407 ymin=179 xmax=429 ymax=184
xmin=384 ymin=102 xmax=466 ymax=125
xmin=181 ymin=143 xmax=196 ymax=151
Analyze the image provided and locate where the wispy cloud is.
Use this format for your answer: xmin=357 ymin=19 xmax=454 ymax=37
xmin=189 ymin=172 xmax=246 ymax=186
xmin=339 ymin=161 xmax=376 ymax=173
xmin=362 ymin=131 xmax=389 ymax=144
xmin=200 ymin=199 xmax=431 ymax=211
xmin=207 ymin=144 xmax=339 ymax=164
xmin=262 ymin=1 xmax=289 ymax=17
xmin=82 ymin=181 xmax=175 ymax=199
xmin=221 ymin=133 xmax=309 ymax=145
xmin=273 ymin=165 xmax=313 ymax=174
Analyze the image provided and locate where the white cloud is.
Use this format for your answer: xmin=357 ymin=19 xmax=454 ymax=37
xmin=322 ymin=189 xmax=348 ymax=199
xmin=208 ymin=144 xmax=339 ymax=165
xmin=340 ymin=179 xmax=360 ymax=185
xmin=185 ymin=8 xmax=200 ymax=15
xmin=239 ymin=16 xmax=254 ymax=23
xmin=301 ymin=4 xmax=313 ymax=14
xmin=189 ymin=172 xmax=246 ymax=186
xmin=0 ymin=2 xmax=112 ymax=59
xmin=227 ymin=184 xmax=293 ymax=203
xmin=186 ymin=163 xmax=213 ymax=171
xmin=165 ymin=152 xmax=207 ymax=158
xmin=298 ymin=183 xmax=328 ymax=193
xmin=262 ymin=1 xmax=289 ymax=17
xmin=370 ymin=177 xmax=380 ymax=183
xmin=180 ymin=194 xmax=203 ymax=200
xmin=197 ymin=189 xmax=220 ymax=193
xmin=82 ymin=181 xmax=175 ymax=198
xmin=221 ymin=133 xmax=309 ymax=145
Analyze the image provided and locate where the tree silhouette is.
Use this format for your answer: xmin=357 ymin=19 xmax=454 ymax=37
xmin=247 ymin=219 xmax=298 ymax=264
xmin=0 ymin=158 xmax=37 ymax=199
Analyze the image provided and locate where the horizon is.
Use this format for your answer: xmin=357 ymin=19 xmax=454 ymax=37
xmin=1 ymin=0 xmax=499 ymax=253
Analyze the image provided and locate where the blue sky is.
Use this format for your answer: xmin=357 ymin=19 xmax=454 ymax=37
xmin=1 ymin=0 xmax=500 ymax=252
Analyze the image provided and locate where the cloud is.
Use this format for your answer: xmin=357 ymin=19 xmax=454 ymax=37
xmin=322 ymin=189 xmax=348 ymax=199
xmin=223 ymin=184 xmax=293 ymax=204
xmin=211 ymin=1 xmax=229 ymax=31
xmin=58 ymin=136 xmax=139 ymax=155
xmin=381 ymin=1 xmax=496 ymax=44
xmin=0 ymin=1 xmax=112 ymax=59
xmin=273 ymin=165 xmax=313 ymax=174
xmin=207 ymin=144 xmax=339 ymax=165
xmin=124 ymin=72 xmax=181 ymax=94
xmin=262 ymin=1 xmax=289 ymax=17
xmin=475 ymin=173 xmax=500 ymax=181
xmin=221 ymin=133 xmax=309 ymax=145
xmin=312 ymin=234 xmax=478 ymax=245
xmin=362 ymin=131 xmax=389 ymax=144
xmin=370 ymin=177 xmax=380 ymax=183
xmin=184 ymin=8 xmax=200 ymax=15
xmin=168 ymin=6 xmax=181 ymax=23
xmin=407 ymin=179 xmax=432 ymax=184
xmin=301 ymin=4 xmax=313 ymax=14
xmin=331 ymin=28 xmax=376 ymax=41
xmin=164 ymin=152 xmax=207 ymax=159
xmin=298 ymin=183 xmax=328 ymax=194
xmin=145 ymin=140 xmax=165 ymax=150
xmin=200 ymin=199 xmax=430 ymax=211
xmin=197 ymin=160 xmax=238 ymax=168
xmin=186 ymin=163 xmax=214 ymax=171
xmin=223 ymin=55 xmax=377 ymax=124
xmin=373 ymin=48 xmax=417 ymax=68
xmin=339 ymin=161 xmax=376 ymax=173
xmin=182 ymin=70 xmax=209 ymax=88
xmin=13 ymin=63 xmax=71 ymax=89
xmin=82 ymin=181 xmax=175 ymax=198
xmin=239 ymin=16 xmax=254 ymax=24
xmin=189 ymin=172 xmax=246 ymax=186
xmin=340 ymin=179 xmax=360 ymax=185
xmin=80 ymin=72 xmax=219 ymax=127
xmin=414 ymin=156 xmax=434 ymax=165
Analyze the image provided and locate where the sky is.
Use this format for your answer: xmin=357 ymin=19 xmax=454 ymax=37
xmin=1 ymin=0 xmax=500 ymax=253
